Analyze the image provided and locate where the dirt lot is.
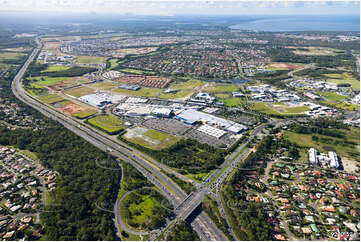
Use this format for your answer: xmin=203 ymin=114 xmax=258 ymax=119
xmin=58 ymin=103 xmax=87 ymax=115
xmin=341 ymin=156 xmax=360 ymax=174
xmin=269 ymin=63 xmax=303 ymax=70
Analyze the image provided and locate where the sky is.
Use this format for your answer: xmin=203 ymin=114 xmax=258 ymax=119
xmin=0 ymin=0 xmax=359 ymax=16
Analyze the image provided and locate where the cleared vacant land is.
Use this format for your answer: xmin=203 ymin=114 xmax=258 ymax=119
xmin=284 ymin=127 xmax=360 ymax=161
xmin=220 ymin=97 xmax=246 ymax=107
xmin=172 ymin=79 xmax=204 ymax=90
xmin=30 ymin=76 xmax=68 ymax=87
xmin=204 ymin=84 xmax=240 ymax=93
xmin=158 ymin=90 xmax=193 ymax=100
xmin=87 ymin=115 xmax=125 ymax=134
xmin=38 ymin=94 xmax=64 ymax=104
xmin=290 ymin=46 xmax=346 ymax=56
xmin=71 ymin=109 xmax=97 ymax=119
xmin=317 ymin=91 xmax=346 ymax=102
xmin=89 ymin=81 xmax=119 ymax=90
xmin=0 ymin=51 xmax=26 ymax=61
xmin=123 ymin=127 xmax=180 ymax=150
xmin=64 ymin=86 xmax=94 ymax=98
xmin=41 ymin=65 xmax=70 ymax=72
xmin=76 ymin=56 xmax=107 ymax=64
xmin=320 ymin=101 xmax=359 ymax=111
xmin=113 ymin=87 xmax=162 ymax=97
xmin=266 ymin=62 xmax=304 ymax=71
xmin=119 ymin=68 xmax=156 ymax=75
xmin=324 ymin=73 xmax=360 ymax=90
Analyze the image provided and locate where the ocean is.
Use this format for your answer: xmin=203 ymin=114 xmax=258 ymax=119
xmin=229 ymin=15 xmax=360 ymax=32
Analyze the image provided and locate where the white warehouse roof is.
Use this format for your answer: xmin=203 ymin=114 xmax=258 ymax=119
xmin=197 ymin=124 xmax=226 ymax=139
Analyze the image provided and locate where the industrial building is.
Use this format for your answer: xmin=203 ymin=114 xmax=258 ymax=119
xmin=309 ymin=148 xmax=318 ymax=164
xmin=328 ymin=151 xmax=339 ymax=168
xmin=308 ymin=148 xmax=340 ymax=169
xmin=197 ymin=124 xmax=227 ymax=139
xmin=175 ymin=109 xmax=247 ymax=133
xmin=78 ymin=92 xmax=125 ymax=108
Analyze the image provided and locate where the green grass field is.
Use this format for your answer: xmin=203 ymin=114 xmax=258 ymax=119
xmin=284 ymin=127 xmax=359 ymax=161
xmin=64 ymin=86 xmax=94 ymax=97
xmin=0 ymin=51 xmax=26 ymax=61
xmin=215 ymin=93 xmax=230 ymax=98
xmin=158 ymin=90 xmax=193 ymax=99
xmin=76 ymin=56 xmax=107 ymax=64
xmin=317 ymin=91 xmax=346 ymax=102
xmin=119 ymin=68 xmax=156 ymax=75
xmin=41 ymin=65 xmax=70 ymax=72
xmin=251 ymin=102 xmax=281 ymax=115
xmin=172 ymin=79 xmax=204 ymax=90
xmin=87 ymin=115 xmax=125 ymax=134
xmin=184 ymin=173 xmax=208 ymax=182
xmin=108 ymin=58 xmax=120 ymax=70
xmin=71 ymin=109 xmax=97 ymax=119
xmin=220 ymin=97 xmax=246 ymax=107
xmin=128 ymin=194 xmax=158 ymax=224
xmin=38 ymin=94 xmax=65 ymax=104
xmin=320 ymin=101 xmax=359 ymax=111
xmin=114 ymin=87 xmax=162 ymax=97
xmin=283 ymin=106 xmax=310 ymax=113
xmin=123 ymin=128 xmax=180 ymax=150
xmin=54 ymin=100 xmax=72 ymax=107
xmin=204 ymin=84 xmax=240 ymax=93
xmin=323 ymin=73 xmax=360 ymax=90
xmin=89 ymin=81 xmax=119 ymax=90
xmin=30 ymin=76 xmax=68 ymax=88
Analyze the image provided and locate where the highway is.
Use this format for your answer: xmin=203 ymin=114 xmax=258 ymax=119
xmin=12 ymin=38 xmax=226 ymax=241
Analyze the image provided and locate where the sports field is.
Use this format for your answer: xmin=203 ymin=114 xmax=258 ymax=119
xmin=123 ymin=127 xmax=180 ymax=150
xmin=76 ymin=56 xmax=107 ymax=64
xmin=87 ymin=115 xmax=125 ymax=134
xmin=64 ymin=86 xmax=94 ymax=97
xmin=113 ymin=87 xmax=162 ymax=97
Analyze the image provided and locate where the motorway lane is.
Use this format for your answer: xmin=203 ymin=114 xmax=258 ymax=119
xmin=12 ymin=39 xmax=225 ymax=241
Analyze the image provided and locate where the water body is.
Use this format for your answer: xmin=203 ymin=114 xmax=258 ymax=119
xmin=229 ymin=15 xmax=360 ymax=32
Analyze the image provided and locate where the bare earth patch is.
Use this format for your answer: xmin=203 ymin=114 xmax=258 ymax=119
xmin=341 ymin=156 xmax=360 ymax=174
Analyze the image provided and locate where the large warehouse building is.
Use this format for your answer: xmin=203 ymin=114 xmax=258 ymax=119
xmin=175 ymin=109 xmax=247 ymax=134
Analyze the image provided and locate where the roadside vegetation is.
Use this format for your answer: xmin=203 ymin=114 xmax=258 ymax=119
xmin=121 ymin=188 xmax=171 ymax=231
